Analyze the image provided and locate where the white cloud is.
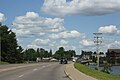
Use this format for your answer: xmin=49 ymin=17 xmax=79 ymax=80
xmin=49 ymin=30 xmax=80 ymax=39
xmin=49 ymin=41 xmax=56 ymax=47
xmin=12 ymin=12 xmax=84 ymax=54
xmin=60 ymin=39 xmax=68 ymax=45
xmin=26 ymin=12 xmax=39 ymax=18
xmin=42 ymin=0 xmax=120 ymax=16
xmin=12 ymin=28 xmax=32 ymax=38
xmin=59 ymin=30 xmax=80 ymax=38
xmin=107 ymin=40 xmax=120 ymax=49
xmin=37 ymin=32 xmax=46 ymax=36
xmin=31 ymin=39 xmax=50 ymax=46
xmin=98 ymin=25 xmax=120 ymax=35
xmin=63 ymin=45 xmax=76 ymax=51
xmin=12 ymin=12 xmax=65 ymax=38
xmin=80 ymin=39 xmax=94 ymax=47
xmin=27 ymin=44 xmax=40 ymax=50
xmin=0 ymin=12 xmax=6 ymax=22
xmin=49 ymin=34 xmax=59 ymax=39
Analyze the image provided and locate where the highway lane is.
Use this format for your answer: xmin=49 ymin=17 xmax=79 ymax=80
xmin=0 ymin=62 xmax=69 ymax=80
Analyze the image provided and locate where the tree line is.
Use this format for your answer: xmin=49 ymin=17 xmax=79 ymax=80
xmin=0 ymin=23 xmax=76 ymax=63
xmin=80 ymin=50 xmax=105 ymax=63
xmin=23 ymin=48 xmax=52 ymax=62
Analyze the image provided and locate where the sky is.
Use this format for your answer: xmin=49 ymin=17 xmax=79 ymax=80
xmin=0 ymin=0 xmax=120 ymax=54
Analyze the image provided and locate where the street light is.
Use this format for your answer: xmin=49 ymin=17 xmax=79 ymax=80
xmin=93 ymin=32 xmax=102 ymax=70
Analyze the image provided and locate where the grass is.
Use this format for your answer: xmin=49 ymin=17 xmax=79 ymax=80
xmin=0 ymin=61 xmax=9 ymax=64
xmin=74 ymin=63 xmax=120 ymax=80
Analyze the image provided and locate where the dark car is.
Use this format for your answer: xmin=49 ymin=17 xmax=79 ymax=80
xmin=59 ymin=58 xmax=68 ymax=64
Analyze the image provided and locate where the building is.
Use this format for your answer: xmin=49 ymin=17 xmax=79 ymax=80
xmin=106 ymin=49 xmax=120 ymax=65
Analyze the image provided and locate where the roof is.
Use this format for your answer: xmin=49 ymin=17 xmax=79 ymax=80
xmin=108 ymin=49 xmax=120 ymax=53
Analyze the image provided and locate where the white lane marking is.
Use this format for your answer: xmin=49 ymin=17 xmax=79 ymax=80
xmin=0 ymin=63 xmax=43 ymax=72
xmin=19 ymin=74 xmax=24 ymax=78
xmin=33 ymin=68 xmax=38 ymax=71
xmin=37 ymin=64 xmax=52 ymax=70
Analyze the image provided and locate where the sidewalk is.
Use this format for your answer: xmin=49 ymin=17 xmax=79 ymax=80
xmin=64 ymin=63 xmax=97 ymax=80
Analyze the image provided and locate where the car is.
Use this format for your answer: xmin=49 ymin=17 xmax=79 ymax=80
xmin=59 ymin=58 xmax=68 ymax=64
xmin=50 ymin=58 xmax=58 ymax=62
xmin=73 ymin=58 xmax=76 ymax=62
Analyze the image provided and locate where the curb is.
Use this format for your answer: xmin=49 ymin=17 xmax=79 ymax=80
xmin=64 ymin=65 xmax=74 ymax=80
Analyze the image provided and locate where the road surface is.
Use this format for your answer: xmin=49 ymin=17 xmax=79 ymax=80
xmin=0 ymin=62 xmax=70 ymax=80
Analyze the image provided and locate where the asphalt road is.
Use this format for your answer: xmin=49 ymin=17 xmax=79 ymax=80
xmin=0 ymin=62 xmax=70 ymax=80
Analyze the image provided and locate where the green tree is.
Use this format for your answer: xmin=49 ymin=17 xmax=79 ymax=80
xmin=0 ymin=24 xmax=23 ymax=63
xmin=39 ymin=48 xmax=45 ymax=59
xmin=49 ymin=49 xmax=52 ymax=57
xmin=24 ymin=48 xmax=36 ymax=61
xmin=64 ymin=51 xmax=71 ymax=60
xmin=43 ymin=51 xmax=49 ymax=58
xmin=65 ymin=50 xmax=76 ymax=60
xmin=54 ymin=47 xmax=65 ymax=59
xmin=36 ymin=48 xmax=41 ymax=58
xmin=23 ymin=49 xmax=29 ymax=61
xmin=101 ymin=61 xmax=112 ymax=74
xmin=16 ymin=46 xmax=24 ymax=63
xmin=53 ymin=47 xmax=75 ymax=60
xmin=117 ymin=58 xmax=120 ymax=64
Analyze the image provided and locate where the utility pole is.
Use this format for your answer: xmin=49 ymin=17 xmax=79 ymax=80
xmin=93 ymin=32 xmax=102 ymax=70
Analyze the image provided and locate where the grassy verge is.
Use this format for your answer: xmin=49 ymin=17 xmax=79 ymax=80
xmin=0 ymin=61 xmax=9 ymax=64
xmin=74 ymin=63 xmax=120 ymax=80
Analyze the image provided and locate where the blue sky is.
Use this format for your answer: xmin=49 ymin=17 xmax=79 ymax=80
xmin=0 ymin=0 xmax=120 ymax=54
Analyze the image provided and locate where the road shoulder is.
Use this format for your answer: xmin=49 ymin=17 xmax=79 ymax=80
xmin=64 ymin=63 xmax=97 ymax=80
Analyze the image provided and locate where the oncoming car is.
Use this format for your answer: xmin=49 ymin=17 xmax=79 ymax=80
xmin=59 ymin=58 xmax=68 ymax=64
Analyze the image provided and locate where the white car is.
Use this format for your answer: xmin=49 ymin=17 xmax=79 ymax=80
xmin=73 ymin=58 xmax=76 ymax=62
xmin=50 ymin=58 xmax=58 ymax=62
